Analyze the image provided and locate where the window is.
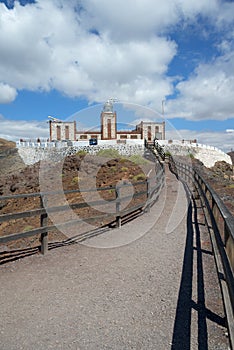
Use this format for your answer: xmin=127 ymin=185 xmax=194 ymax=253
xmin=56 ymin=125 xmax=61 ymax=140
xmin=65 ymin=125 xmax=69 ymax=140
xmin=147 ymin=126 xmax=151 ymax=141
xmin=120 ymin=135 xmax=127 ymax=139
xmin=80 ymin=135 xmax=87 ymax=139
xmin=107 ymin=119 xmax=112 ymax=139
xmin=130 ymin=135 xmax=138 ymax=139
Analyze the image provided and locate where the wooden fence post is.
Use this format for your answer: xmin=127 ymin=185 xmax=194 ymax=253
xmin=145 ymin=178 xmax=150 ymax=213
xmin=115 ymin=185 xmax=121 ymax=228
xmin=40 ymin=195 xmax=48 ymax=254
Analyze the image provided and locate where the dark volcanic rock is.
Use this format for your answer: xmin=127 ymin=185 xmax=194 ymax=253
xmin=228 ymin=151 xmax=234 ymax=165
xmin=191 ymin=158 xmax=234 ymax=215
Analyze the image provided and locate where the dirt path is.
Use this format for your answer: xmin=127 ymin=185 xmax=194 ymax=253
xmin=0 ymin=167 xmax=229 ymax=349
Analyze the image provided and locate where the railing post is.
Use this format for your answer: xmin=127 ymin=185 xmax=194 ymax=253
xmin=187 ymin=165 xmax=190 ymax=183
xmin=115 ymin=185 xmax=121 ymax=228
xmin=225 ymin=223 xmax=234 ymax=272
xmin=145 ymin=178 xmax=151 ymax=213
xmin=40 ymin=195 xmax=48 ymax=254
xmin=212 ymin=197 xmax=217 ymax=218
xmin=185 ymin=164 xmax=188 ymax=182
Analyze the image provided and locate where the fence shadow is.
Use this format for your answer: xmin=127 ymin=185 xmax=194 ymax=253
xmin=0 ymin=207 xmax=148 ymax=265
xmin=171 ymin=184 xmax=225 ymax=350
xmin=171 ymin=189 xmax=194 ymax=350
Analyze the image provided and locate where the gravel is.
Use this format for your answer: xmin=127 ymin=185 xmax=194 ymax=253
xmin=0 ymin=167 xmax=229 ymax=349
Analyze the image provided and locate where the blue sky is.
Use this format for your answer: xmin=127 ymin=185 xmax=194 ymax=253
xmin=0 ymin=0 xmax=234 ymax=151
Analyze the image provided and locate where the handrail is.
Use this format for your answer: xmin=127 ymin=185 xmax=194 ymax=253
xmin=145 ymin=139 xmax=165 ymax=162
xmin=170 ymin=160 xmax=234 ymax=350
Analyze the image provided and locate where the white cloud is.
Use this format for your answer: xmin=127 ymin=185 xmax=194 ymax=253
xmin=167 ymin=50 xmax=234 ymax=120
xmin=0 ymin=0 xmax=233 ymax=121
xmin=0 ymin=115 xmax=48 ymax=141
xmin=165 ymin=128 xmax=234 ymax=152
xmin=0 ymin=83 xmax=17 ymax=103
xmin=0 ymin=0 xmax=177 ymax=107
xmin=82 ymin=0 xmax=220 ymax=41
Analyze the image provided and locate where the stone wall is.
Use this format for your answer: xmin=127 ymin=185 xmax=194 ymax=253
xmin=18 ymin=144 xmax=145 ymax=165
xmin=161 ymin=143 xmax=232 ymax=167
xmin=17 ymin=141 xmax=232 ymax=168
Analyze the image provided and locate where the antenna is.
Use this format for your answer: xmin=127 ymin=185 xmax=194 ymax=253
xmin=48 ymin=116 xmax=63 ymax=122
xmin=107 ymin=98 xmax=118 ymax=104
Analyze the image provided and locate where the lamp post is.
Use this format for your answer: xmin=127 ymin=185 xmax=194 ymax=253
xmin=161 ymin=100 xmax=165 ymax=120
xmin=161 ymin=100 xmax=166 ymax=140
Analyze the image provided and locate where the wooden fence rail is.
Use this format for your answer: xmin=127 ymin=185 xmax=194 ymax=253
xmin=0 ymin=164 xmax=165 ymax=255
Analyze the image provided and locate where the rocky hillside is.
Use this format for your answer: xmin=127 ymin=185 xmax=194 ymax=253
xmin=192 ymin=159 xmax=234 ymax=214
xmin=0 ymin=150 xmax=152 ymax=250
xmin=0 ymin=138 xmax=25 ymax=176
xmin=228 ymin=151 xmax=234 ymax=164
xmin=0 ymin=138 xmax=233 ymax=252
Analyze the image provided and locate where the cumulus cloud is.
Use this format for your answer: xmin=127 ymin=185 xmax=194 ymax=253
xmin=0 ymin=83 xmax=17 ymax=103
xmin=167 ymin=49 xmax=234 ymax=120
xmin=165 ymin=128 xmax=234 ymax=152
xmin=0 ymin=0 xmax=233 ymax=121
xmin=0 ymin=0 xmax=177 ymax=106
xmin=82 ymin=0 xmax=221 ymax=41
xmin=0 ymin=115 xmax=48 ymax=140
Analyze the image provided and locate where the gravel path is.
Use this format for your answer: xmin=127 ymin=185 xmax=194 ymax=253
xmin=0 ymin=167 xmax=229 ymax=349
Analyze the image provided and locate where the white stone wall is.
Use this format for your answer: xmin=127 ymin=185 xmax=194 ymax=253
xmin=195 ymin=149 xmax=232 ymax=167
xmin=158 ymin=141 xmax=232 ymax=167
xmin=18 ymin=144 xmax=145 ymax=165
xmin=17 ymin=140 xmax=231 ymax=168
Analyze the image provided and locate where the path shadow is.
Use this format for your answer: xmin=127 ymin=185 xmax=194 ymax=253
xmin=171 ymin=188 xmax=194 ymax=350
xmin=171 ymin=184 xmax=226 ymax=350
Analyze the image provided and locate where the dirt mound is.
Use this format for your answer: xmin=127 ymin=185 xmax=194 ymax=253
xmin=0 ymin=138 xmax=25 ymax=176
xmin=0 ymin=138 xmax=16 ymax=150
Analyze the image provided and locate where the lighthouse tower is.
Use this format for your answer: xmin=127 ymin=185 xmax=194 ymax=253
xmin=100 ymin=100 xmax=117 ymax=140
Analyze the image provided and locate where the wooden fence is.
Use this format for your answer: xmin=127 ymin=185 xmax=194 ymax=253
xmin=0 ymin=165 xmax=165 ymax=255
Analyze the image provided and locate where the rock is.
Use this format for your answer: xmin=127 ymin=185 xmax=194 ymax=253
xmin=0 ymin=200 xmax=7 ymax=209
xmin=0 ymin=245 xmax=10 ymax=253
xmin=227 ymin=151 xmax=234 ymax=164
xmin=0 ymin=138 xmax=26 ymax=176
xmin=10 ymin=184 xmax=18 ymax=192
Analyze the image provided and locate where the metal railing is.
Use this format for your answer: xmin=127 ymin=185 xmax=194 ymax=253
xmin=143 ymin=141 xmax=234 ymax=348
xmin=145 ymin=139 xmax=166 ymax=161
xmin=171 ymin=160 xmax=234 ymax=350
